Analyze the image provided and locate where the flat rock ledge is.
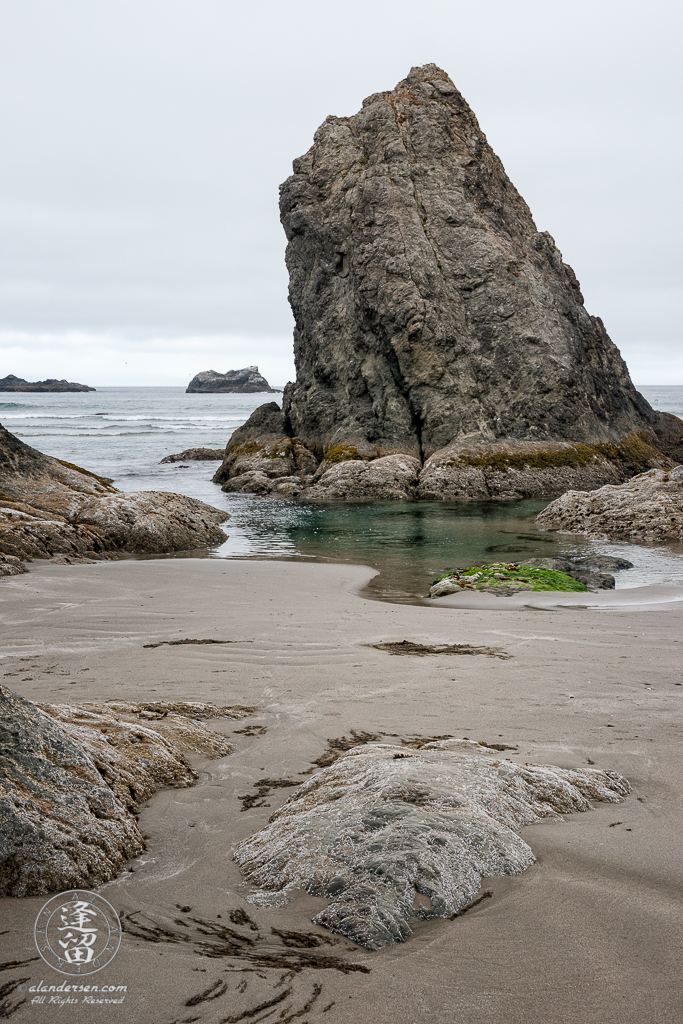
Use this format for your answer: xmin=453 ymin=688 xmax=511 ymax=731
xmin=234 ymin=743 xmax=628 ymax=949
xmin=0 ymin=687 xmax=251 ymax=896
xmin=0 ymin=423 xmax=229 ymax=567
xmin=160 ymin=447 xmax=226 ymax=463
xmin=536 ymin=465 xmax=683 ymax=543
xmin=213 ymin=427 xmax=673 ymax=502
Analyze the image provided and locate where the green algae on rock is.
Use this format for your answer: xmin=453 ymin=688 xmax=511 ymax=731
xmin=429 ymin=562 xmax=588 ymax=598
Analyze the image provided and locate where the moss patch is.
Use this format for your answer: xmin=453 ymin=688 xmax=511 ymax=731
xmin=322 ymin=443 xmax=377 ymax=465
xmin=54 ymin=458 xmax=116 ymax=489
xmin=444 ymin=433 xmax=667 ymax=473
xmin=434 ymin=562 xmax=588 ymax=592
xmin=230 ymin=438 xmax=307 ymax=460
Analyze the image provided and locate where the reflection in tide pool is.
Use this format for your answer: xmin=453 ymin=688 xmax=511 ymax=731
xmin=210 ymin=494 xmax=683 ymax=602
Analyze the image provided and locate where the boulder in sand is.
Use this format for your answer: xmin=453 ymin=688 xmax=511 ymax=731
xmin=0 ymin=687 xmax=249 ymax=896
xmin=235 ymin=743 xmax=629 ymax=949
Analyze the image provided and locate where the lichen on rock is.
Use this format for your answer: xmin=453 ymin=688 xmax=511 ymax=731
xmin=234 ymin=743 xmax=629 ymax=949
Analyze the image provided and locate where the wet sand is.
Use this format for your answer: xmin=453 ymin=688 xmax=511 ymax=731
xmin=1 ymin=557 xmax=682 ymax=1023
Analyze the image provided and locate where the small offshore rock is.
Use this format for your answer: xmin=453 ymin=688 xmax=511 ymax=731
xmin=186 ymin=367 xmax=279 ymax=394
xmin=536 ymin=466 xmax=683 ymax=543
xmin=235 ymin=743 xmax=629 ymax=949
xmin=160 ymin=447 xmax=225 ymax=463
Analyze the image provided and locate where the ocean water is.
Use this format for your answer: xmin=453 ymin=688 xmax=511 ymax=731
xmin=2 ymin=384 xmax=683 ymax=600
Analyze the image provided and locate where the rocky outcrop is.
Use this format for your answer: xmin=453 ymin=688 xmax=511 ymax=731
xmin=429 ymin=555 xmax=633 ymax=598
xmin=160 ymin=447 xmax=225 ymax=463
xmin=304 ymin=453 xmax=421 ymax=501
xmin=0 ymin=688 xmax=250 ymax=896
xmin=220 ymin=64 xmax=676 ymax=501
xmin=536 ymin=466 xmax=683 ymax=543
xmin=0 ymin=423 xmax=228 ymax=566
xmin=186 ymin=367 xmax=279 ymax=394
xmin=0 ymin=374 xmax=95 ymax=392
xmin=235 ymin=743 xmax=629 ymax=949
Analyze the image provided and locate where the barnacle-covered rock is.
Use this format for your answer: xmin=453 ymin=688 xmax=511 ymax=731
xmin=235 ymin=743 xmax=628 ymax=949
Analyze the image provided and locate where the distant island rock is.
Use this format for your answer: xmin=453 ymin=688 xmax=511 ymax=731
xmin=186 ymin=367 xmax=279 ymax=394
xmin=0 ymin=374 xmax=96 ymax=392
xmin=214 ymin=64 xmax=681 ymax=501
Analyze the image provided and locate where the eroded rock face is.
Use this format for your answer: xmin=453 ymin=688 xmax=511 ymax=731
xmin=417 ymin=435 xmax=666 ymax=500
xmin=223 ymin=64 xmax=677 ymax=501
xmin=279 ymin=64 xmax=656 ymax=460
xmin=186 ymin=367 xmax=278 ymax=394
xmin=215 ymin=437 xmax=317 ymax=485
xmin=0 ymin=690 xmax=249 ymax=896
xmin=304 ymin=454 xmax=421 ymax=501
xmin=536 ymin=465 xmax=683 ymax=543
xmin=0 ymin=423 xmax=228 ymax=565
xmin=235 ymin=743 xmax=628 ymax=949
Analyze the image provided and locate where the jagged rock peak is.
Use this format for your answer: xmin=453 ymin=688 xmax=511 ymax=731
xmin=279 ymin=64 xmax=655 ymax=460
xmin=186 ymin=367 xmax=279 ymax=394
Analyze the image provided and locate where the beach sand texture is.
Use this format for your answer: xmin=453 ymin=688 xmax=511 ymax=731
xmin=1 ymin=558 xmax=682 ymax=1023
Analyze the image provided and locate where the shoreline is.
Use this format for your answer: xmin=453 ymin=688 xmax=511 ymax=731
xmin=1 ymin=557 xmax=682 ymax=1022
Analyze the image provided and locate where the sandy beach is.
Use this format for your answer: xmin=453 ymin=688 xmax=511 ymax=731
xmin=1 ymin=556 xmax=682 ymax=1023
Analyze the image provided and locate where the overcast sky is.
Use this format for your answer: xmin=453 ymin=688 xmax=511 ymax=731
xmin=1 ymin=0 xmax=681 ymax=386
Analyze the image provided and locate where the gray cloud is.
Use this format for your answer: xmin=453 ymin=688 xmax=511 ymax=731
xmin=1 ymin=0 xmax=681 ymax=385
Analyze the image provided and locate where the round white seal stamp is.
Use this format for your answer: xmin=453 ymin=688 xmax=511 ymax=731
xmin=34 ymin=890 xmax=121 ymax=975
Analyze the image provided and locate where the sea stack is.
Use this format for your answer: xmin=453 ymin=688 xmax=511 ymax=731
xmin=215 ymin=65 xmax=680 ymax=500
xmin=186 ymin=367 xmax=278 ymax=394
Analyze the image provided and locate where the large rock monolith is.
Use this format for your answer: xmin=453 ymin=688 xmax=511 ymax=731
xmin=215 ymin=64 xmax=680 ymax=499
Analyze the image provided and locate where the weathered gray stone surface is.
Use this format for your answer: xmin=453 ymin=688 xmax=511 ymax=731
xmin=187 ymin=366 xmax=278 ymax=394
xmin=536 ymin=466 xmax=683 ymax=543
xmin=280 ymin=64 xmax=657 ymax=458
xmin=0 ymin=423 xmax=228 ymax=565
xmin=304 ymin=454 xmax=421 ymax=501
xmin=218 ymin=64 xmax=677 ymax=501
xmin=0 ymin=689 xmax=249 ymax=896
xmin=235 ymin=743 xmax=629 ymax=949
